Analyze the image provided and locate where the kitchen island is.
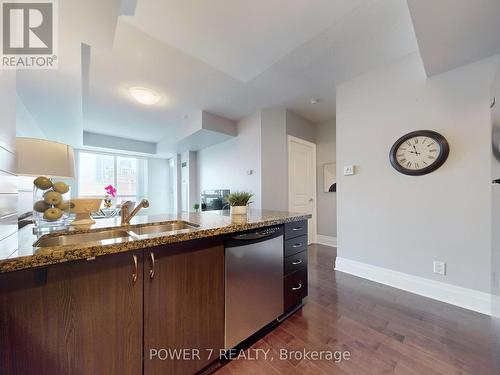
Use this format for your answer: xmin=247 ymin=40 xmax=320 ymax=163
xmin=0 ymin=209 xmax=310 ymax=375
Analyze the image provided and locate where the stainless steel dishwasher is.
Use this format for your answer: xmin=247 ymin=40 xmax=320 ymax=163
xmin=225 ymin=226 xmax=284 ymax=349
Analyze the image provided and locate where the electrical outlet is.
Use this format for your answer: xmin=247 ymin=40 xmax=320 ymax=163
xmin=344 ymin=165 xmax=355 ymax=176
xmin=433 ymin=261 xmax=446 ymax=275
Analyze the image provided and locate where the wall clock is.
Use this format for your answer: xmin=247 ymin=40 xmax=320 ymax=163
xmin=389 ymin=130 xmax=449 ymax=176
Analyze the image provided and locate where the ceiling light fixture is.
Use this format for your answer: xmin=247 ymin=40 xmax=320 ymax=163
xmin=310 ymin=98 xmax=320 ymax=105
xmin=129 ymin=87 xmax=161 ymax=105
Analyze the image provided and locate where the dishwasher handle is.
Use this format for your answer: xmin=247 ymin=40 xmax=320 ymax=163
xmin=226 ymin=226 xmax=283 ymax=246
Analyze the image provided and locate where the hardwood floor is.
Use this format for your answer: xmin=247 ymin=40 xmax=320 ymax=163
xmin=217 ymin=244 xmax=496 ymax=375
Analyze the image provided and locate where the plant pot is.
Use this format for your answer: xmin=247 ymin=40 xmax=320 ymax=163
xmin=231 ymin=214 xmax=248 ymax=224
xmin=230 ymin=205 xmax=247 ymax=216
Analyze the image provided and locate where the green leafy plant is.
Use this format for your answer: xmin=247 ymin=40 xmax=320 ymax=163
xmin=193 ymin=203 xmax=200 ymax=211
xmin=226 ymin=191 xmax=254 ymax=207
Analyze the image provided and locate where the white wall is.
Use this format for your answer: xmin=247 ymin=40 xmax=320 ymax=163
xmin=16 ymin=96 xmax=46 ymax=139
xmin=286 ymin=110 xmax=316 ymax=144
xmin=261 ymin=108 xmax=288 ymax=211
xmin=0 ymin=72 xmax=16 ymax=151
xmin=316 ymin=119 xmax=336 ymax=237
xmin=197 ymin=108 xmax=320 ymax=212
xmin=83 ymin=132 xmax=157 ymax=154
xmin=198 ymin=112 xmax=262 ymax=209
xmin=180 ymin=150 xmax=198 ymax=212
xmin=337 ymin=52 xmax=498 ymax=293
xmin=147 ymin=158 xmax=170 ymax=215
xmin=0 ymin=70 xmax=17 ymax=258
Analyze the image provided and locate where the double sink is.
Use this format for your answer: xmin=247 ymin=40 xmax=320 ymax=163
xmin=34 ymin=221 xmax=200 ymax=248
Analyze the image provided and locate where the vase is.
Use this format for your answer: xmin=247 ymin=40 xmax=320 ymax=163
xmin=32 ymin=177 xmax=71 ymax=233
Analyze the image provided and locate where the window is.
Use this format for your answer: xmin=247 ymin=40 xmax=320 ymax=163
xmin=77 ymin=151 xmax=148 ymax=204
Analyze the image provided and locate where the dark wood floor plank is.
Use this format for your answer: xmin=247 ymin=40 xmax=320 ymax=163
xmin=216 ymin=244 xmax=494 ymax=375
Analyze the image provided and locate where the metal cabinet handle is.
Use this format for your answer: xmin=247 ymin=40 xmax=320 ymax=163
xmin=292 ymin=227 xmax=302 ymax=231
xmin=292 ymin=243 xmax=303 ymax=248
xmin=149 ymin=252 xmax=155 ymax=279
xmin=292 ymin=283 xmax=302 ymax=291
xmin=292 ymin=259 xmax=302 ymax=265
xmin=132 ymin=255 xmax=138 ymax=284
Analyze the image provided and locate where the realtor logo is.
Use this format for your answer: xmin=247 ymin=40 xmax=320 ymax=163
xmin=1 ymin=0 xmax=58 ymax=69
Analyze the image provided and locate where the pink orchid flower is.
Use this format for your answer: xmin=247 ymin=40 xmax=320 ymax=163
xmin=105 ymin=185 xmax=117 ymax=198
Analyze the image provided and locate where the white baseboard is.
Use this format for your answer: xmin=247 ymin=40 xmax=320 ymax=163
xmin=335 ymin=257 xmax=492 ymax=316
xmin=316 ymin=235 xmax=337 ymax=247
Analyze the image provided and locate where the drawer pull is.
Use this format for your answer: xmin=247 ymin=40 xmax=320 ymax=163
xmin=292 ymin=283 xmax=302 ymax=291
xmin=292 ymin=243 xmax=303 ymax=248
xmin=132 ymin=255 xmax=138 ymax=284
xmin=292 ymin=227 xmax=302 ymax=231
xmin=292 ymin=259 xmax=302 ymax=265
xmin=149 ymin=252 xmax=155 ymax=279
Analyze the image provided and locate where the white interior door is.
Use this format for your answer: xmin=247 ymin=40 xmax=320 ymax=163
xmin=288 ymin=136 xmax=317 ymax=244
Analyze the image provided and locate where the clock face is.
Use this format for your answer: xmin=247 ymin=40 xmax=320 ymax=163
xmin=390 ymin=130 xmax=449 ymax=176
xmin=395 ymin=136 xmax=441 ymax=171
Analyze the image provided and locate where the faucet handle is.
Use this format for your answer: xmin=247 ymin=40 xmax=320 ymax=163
xmin=121 ymin=201 xmax=133 ymax=212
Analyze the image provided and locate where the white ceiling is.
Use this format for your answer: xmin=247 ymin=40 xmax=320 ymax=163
xmin=16 ymin=0 xmax=121 ymax=146
xmin=84 ymin=20 xmax=248 ymax=142
xmin=125 ymin=0 xmax=368 ymax=82
xmin=17 ymin=0 xmax=500 ymax=149
xmin=84 ymin=0 xmax=418 ymax=144
xmin=407 ymin=0 xmax=500 ymax=76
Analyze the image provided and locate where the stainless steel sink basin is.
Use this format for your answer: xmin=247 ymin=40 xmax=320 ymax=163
xmin=35 ymin=229 xmax=131 ymax=248
xmin=129 ymin=221 xmax=199 ymax=236
xmin=33 ymin=221 xmax=200 ymax=248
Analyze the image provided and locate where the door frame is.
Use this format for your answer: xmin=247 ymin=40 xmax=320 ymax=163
xmin=287 ymin=135 xmax=318 ymax=244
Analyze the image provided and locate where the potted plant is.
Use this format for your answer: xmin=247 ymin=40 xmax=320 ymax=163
xmin=226 ymin=191 xmax=254 ymax=215
xmin=193 ymin=203 xmax=200 ymax=212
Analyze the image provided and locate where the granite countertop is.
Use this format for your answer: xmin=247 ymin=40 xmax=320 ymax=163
xmin=2 ymin=209 xmax=311 ymax=274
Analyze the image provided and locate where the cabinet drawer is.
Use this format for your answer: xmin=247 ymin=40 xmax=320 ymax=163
xmin=284 ymin=250 xmax=307 ymax=276
xmin=284 ymin=220 xmax=307 ymax=239
xmin=284 ymin=268 xmax=308 ymax=312
xmin=285 ymin=235 xmax=307 ymax=257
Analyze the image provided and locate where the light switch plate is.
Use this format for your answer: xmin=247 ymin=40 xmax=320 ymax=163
xmin=433 ymin=261 xmax=446 ymax=275
xmin=344 ymin=165 xmax=355 ymax=176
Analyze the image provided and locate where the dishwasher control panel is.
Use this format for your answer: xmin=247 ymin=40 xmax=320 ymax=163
xmin=230 ymin=226 xmax=283 ymax=242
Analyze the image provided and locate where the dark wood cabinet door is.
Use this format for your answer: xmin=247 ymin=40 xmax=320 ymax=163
xmin=144 ymin=241 xmax=224 ymax=375
xmin=0 ymin=251 xmax=143 ymax=375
